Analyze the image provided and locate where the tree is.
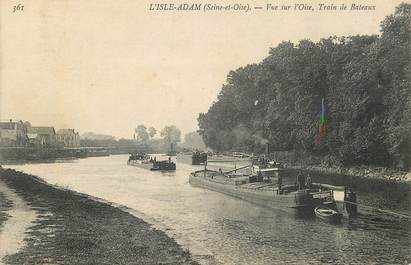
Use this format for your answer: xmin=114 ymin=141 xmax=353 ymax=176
xmin=135 ymin=125 xmax=149 ymax=143
xmin=183 ymin=131 xmax=206 ymax=150
xmin=23 ymin=121 xmax=31 ymax=128
xmin=378 ymin=3 xmax=411 ymax=168
xmin=197 ymin=4 xmax=411 ymax=169
xmin=160 ymin=125 xmax=181 ymax=144
xmin=148 ymin=127 xmax=157 ymax=139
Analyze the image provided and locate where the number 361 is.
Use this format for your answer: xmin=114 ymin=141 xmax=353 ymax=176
xmin=13 ymin=4 xmax=24 ymax=12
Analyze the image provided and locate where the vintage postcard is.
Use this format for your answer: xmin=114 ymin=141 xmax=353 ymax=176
xmin=0 ymin=0 xmax=409 ymax=264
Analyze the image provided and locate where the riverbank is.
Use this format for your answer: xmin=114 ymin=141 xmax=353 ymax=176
xmin=0 ymin=167 xmax=198 ymax=265
xmin=286 ymin=164 xmax=410 ymax=183
xmin=267 ymin=151 xmax=410 ymax=183
xmin=198 ymin=152 xmax=410 ymax=183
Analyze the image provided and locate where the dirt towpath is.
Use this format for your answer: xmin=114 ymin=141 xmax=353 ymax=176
xmin=0 ymin=179 xmax=37 ymax=265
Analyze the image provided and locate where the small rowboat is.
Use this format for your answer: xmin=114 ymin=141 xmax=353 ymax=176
xmin=315 ymin=206 xmax=343 ymax=224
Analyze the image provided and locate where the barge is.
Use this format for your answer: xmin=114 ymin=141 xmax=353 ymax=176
xmin=151 ymin=159 xmax=176 ymax=171
xmin=128 ymin=154 xmax=176 ymax=171
xmin=189 ymin=159 xmax=336 ymax=212
xmin=191 ymin=151 xmax=207 ymax=165
xmin=127 ymin=153 xmax=153 ymax=170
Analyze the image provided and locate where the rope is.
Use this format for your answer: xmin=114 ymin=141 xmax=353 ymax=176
xmin=343 ymin=200 xmax=410 ymax=219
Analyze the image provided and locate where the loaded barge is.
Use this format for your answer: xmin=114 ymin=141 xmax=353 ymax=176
xmin=191 ymin=151 xmax=207 ymax=165
xmin=189 ymin=159 xmax=336 ymax=212
xmin=127 ymin=153 xmax=152 ymax=170
xmin=128 ymin=153 xmax=176 ymax=171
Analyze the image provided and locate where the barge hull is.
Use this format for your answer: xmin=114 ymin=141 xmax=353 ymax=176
xmin=189 ymin=174 xmax=318 ymax=212
xmin=127 ymin=161 xmax=153 ymax=170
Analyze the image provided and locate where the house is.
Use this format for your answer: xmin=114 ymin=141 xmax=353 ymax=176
xmin=27 ymin=126 xmax=57 ymax=147
xmin=56 ymin=129 xmax=80 ymax=147
xmin=0 ymin=120 xmax=28 ymax=147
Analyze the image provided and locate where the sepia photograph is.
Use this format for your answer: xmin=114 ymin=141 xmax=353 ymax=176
xmin=0 ymin=0 xmax=410 ymax=264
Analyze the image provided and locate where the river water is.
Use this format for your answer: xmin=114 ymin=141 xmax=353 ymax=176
xmin=6 ymin=155 xmax=410 ymax=265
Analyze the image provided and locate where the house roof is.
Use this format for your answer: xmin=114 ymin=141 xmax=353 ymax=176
xmin=0 ymin=121 xmax=22 ymax=130
xmin=57 ymin=128 xmax=75 ymax=134
xmin=28 ymin=126 xmax=56 ymax=135
xmin=0 ymin=122 xmax=16 ymax=130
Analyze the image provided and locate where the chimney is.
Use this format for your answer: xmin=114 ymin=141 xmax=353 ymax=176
xmin=265 ymin=143 xmax=270 ymax=155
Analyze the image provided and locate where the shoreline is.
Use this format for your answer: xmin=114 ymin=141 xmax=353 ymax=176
xmin=179 ymin=153 xmax=410 ymax=183
xmin=267 ymin=151 xmax=410 ymax=183
xmin=0 ymin=167 xmax=200 ymax=265
xmin=286 ymin=164 xmax=410 ymax=183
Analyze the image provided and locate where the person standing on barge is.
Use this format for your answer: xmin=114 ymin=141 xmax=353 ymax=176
xmin=297 ymin=171 xmax=305 ymax=190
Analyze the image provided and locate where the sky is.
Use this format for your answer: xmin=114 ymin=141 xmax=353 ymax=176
xmin=0 ymin=0 xmax=406 ymax=139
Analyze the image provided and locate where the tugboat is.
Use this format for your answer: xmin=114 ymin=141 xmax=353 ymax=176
xmin=151 ymin=157 xmax=176 ymax=171
xmin=127 ymin=153 xmax=152 ymax=170
xmin=166 ymin=143 xmax=177 ymax=156
xmin=189 ymin=158 xmax=336 ymax=212
xmin=192 ymin=151 xmax=207 ymax=165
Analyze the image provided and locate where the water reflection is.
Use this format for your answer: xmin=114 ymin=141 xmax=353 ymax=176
xmin=6 ymin=155 xmax=410 ymax=265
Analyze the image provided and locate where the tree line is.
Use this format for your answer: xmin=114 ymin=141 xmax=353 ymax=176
xmin=80 ymin=125 xmax=206 ymax=153
xmin=134 ymin=125 xmax=206 ymax=151
xmin=134 ymin=125 xmax=180 ymax=144
xmin=198 ymin=4 xmax=410 ymax=169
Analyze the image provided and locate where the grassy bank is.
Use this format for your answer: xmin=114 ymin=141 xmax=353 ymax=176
xmin=265 ymin=151 xmax=410 ymax=183
xmin=0 ymin=168 xmax=198 ymax=265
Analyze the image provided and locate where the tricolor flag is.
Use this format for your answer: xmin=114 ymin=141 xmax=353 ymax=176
xmin=319 ymin=97 xmax=325 ymax=136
